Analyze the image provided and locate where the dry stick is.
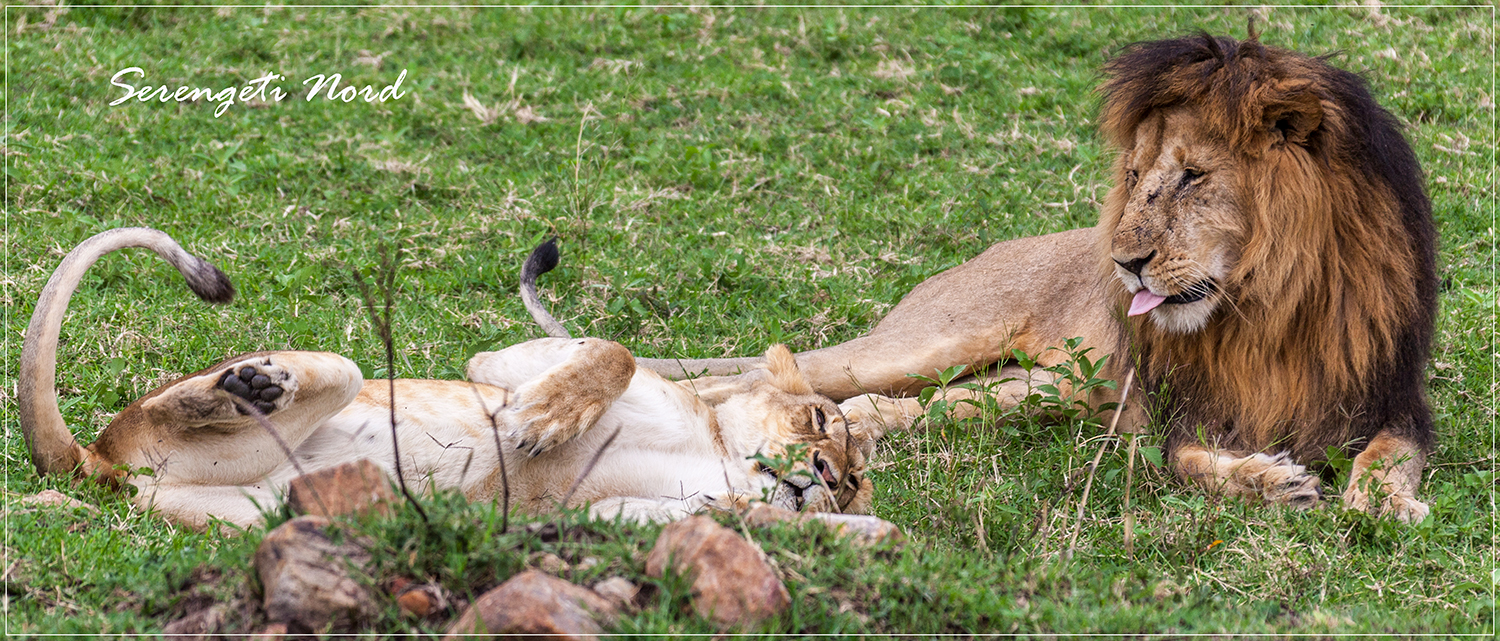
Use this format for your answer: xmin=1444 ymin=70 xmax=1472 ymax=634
xmin=224 ymin=395 xmax=330 ymax=520
xmin=1124 ymin=424 xmax=1141 ymax=559
xmin=353 ymin=253 xmax=428 ymax=524
xmin=557 ymin=424 xmax=624 ymax=512
xmin=467 ymin=383 xmax=511 ymax=535
xmin=1064 ymin=368 xmax=1135 ymax=561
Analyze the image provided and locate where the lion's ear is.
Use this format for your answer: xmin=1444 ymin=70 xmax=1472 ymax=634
xmin=1260 ymin=80 xmax=1324 ymax=148
xmin=762 ymin=344 xmax=814 ymax=396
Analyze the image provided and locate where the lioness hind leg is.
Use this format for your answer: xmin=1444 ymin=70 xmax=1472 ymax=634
xmin=131 ymin=352 xmax=362 ymax=487
xmin=1172 ymin=444 xmax=1322 ymax=509
xmin=141 ymin=354 xmax=301 ymax=427
xmin=1342 ymin=432 xmax=1428 ymax=523
xmin=469 ymin=338 xmax=636 ymax=457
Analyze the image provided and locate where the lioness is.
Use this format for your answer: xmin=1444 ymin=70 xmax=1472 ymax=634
xmin=19 ymin=228 xmax=873 ymax=529
xmin=635 ymin=33 xmax=1437 ymax=522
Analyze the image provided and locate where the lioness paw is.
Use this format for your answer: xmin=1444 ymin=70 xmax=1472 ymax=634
xmin=218 ymin=360 xmax=292 ymax=416
xmin=509 ymin=400 xmax=606 ymax=457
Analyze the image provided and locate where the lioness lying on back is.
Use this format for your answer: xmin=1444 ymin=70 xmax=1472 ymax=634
xmin=19 ymin=228 xmax=873 ymax=529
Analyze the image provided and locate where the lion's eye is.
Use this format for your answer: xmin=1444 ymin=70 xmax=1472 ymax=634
xmin=1181 ymin=167 xmax=1206 ymax=184
xmin=811 ymin=406 xmax=827 ymax=433
xmin=1125 ymin=169 xmax=1139 ymax=188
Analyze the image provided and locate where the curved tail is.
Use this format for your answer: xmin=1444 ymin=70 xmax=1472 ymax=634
xmin=517 ymin=238 xmax=768 ymax=380
xmin=634 ymin=355 xmax=767 ymax=380
xmin=19 ymin=227 xmax=235 ymax=476
xmin=520 ymin=238 xmax=571 ymax=339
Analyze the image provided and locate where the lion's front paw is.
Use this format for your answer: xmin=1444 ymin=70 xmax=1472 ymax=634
xmin=218 ymin=360 xmax=292 ymax=416
xmin=1248 ymin=453 xmax=1322 ymax=509
xmin=509 ymin=400 xmax=607 ymax=457
xmin=1342 ymin=485 xmax=1429 ymax=524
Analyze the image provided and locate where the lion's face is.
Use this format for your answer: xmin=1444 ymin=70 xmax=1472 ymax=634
xmin=1108 ymin=107 xmax=1246 ymax=334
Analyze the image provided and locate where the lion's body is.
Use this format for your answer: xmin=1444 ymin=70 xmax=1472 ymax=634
xmin=641 ymin=34 xmax=1437 ymax=522
xmin=20 ymin=230 xmax=872 ymax=530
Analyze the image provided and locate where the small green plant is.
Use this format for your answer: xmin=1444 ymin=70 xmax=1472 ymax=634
xmin=1012 ymin=337 xmax=1118 ymax=426
xmin=749 ymin=442 xmax=813 ymax=502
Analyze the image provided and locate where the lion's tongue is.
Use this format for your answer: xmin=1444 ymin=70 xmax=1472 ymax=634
xmin=1128 ymin=290 xmax=1167 ymax=317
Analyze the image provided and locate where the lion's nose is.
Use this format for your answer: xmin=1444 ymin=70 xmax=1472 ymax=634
xmin=1113 ymin=250 xmax=1157 ymax=277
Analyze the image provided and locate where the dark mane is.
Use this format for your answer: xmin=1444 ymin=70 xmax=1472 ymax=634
xmin=1098 ymin=34 xmax=1437 ymax=463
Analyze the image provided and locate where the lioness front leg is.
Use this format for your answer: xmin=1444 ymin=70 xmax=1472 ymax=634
xmin=469 ymin=338 xmax=636 ymax=457
xmin=1171 ymin=443 xmax=1322 ymax=509
xmin=1341 ymin=431 xmax=1428 ymax=523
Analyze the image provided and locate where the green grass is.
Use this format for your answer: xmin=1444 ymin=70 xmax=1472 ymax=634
xmin=4 ymin=4 xmax=1494 ymax=635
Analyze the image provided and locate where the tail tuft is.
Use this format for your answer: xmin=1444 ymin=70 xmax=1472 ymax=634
xmin=186 ymin=260 xmax=236 ymax=305
xmin=519 ymin=237 xmax=571 ymax=339
xmin=522 ymin=238 xmax=561 ymax=284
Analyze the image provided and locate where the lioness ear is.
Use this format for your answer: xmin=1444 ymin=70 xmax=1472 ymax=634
xmin=1260 ymin=80 xmax=1323 ymax=148
xmin=762 ymin=344 xmax=814 ymax=396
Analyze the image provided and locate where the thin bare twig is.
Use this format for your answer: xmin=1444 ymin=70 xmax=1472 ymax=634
xmin=467 ymin=383 xmax=511 ymax=535
xmin=558 ymin=424 xmax=624 ymax=511
xmin=352 ymin=245 xmax=428 ymax=524
xmin=1065 ymin=368 xmax=1134 ymax=561
xmin=223 ymin=394 xmax=329 ymax=519
xmin=1124 ymin=428 xmax=1141 ymax=558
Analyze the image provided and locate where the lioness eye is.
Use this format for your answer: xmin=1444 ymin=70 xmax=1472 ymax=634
xmin=811 ymin=406 xmax=827 ymax=432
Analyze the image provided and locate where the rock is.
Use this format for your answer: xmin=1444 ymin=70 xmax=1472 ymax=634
xmin=744 ymin=503 xmax=905 ymax=547
xmin=162 ymin=604 xmax=227 ymax=638
xmin=21 ymin=490 xmax=97 ymax=512
xmin=286 ymin=459 xmax=395 ymax=518
xmin=444 ymin=570 xmax=618 ymax=639
xmin=591 ymin=576 xmax=640 ymax=611
xmin=252 ymin=622 xmax=289 ymax=639
xmin=395 ymin=583 xmax=448 ymax=618
xmin=529 ymin=551 xmax=570 ymax=574
xmin=254 ymin=515 xmax=374 ymax=631
xmin=644 ymin=515 xmax=789 ymax=629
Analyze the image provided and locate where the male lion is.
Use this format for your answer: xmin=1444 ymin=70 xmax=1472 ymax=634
xmin=635 ymin=34 xmax=1437 ymax=523
xmin=19 ymin=228 xmax=873 ymax=529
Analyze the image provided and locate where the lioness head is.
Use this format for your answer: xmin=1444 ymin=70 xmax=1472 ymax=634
xmin=709 ymin=345 xmax=874 ymax=515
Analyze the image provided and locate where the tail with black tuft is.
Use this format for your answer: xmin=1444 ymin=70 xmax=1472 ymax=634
xmin=520 ymin=238 xmax=571 ymax=339
xmin=19 ymin=227 xmax=236 ymax=477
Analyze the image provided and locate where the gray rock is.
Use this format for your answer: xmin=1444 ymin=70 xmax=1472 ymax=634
xmin=254 ymin=515 xmax=374 ymax=631
xmin=645 ymin=515 xmax=789 ymax=629
xmin=444 ymin=570 xmax=618 ymax=639
xmin=590 ymin=576 xmax=640 ymax=611
xmin=744 ymin=503 xmax=906 ymax=546
xmin=286 ymin=458 xmax=396 ymax=518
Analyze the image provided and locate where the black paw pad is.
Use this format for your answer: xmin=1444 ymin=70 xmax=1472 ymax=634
xmin=220 ymin=365 xmax=283 ymax=415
